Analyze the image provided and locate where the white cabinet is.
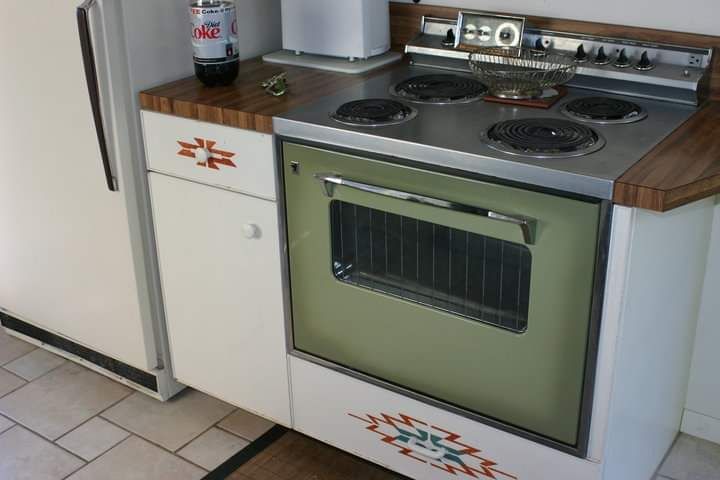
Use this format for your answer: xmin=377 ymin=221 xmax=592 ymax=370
xmin=684 ymin=198 xmax=720 ymax=443
xmin=145 ymin=113 xmax=290 ymax=425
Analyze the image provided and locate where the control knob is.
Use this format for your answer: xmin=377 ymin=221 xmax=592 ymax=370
xmin=594 ymin=46 xmax=611 ymax=65
xmin=574 ymin=44 xmax=588 ymax=63
xmin=532 ymin=38 xmax=547 ymax=56
xmin=634 ymin=51 xmax=655 ymax=71
xmin=614 ymin=48 xmax=631 ymax=68
xmin=442 ymin=28 xmax=456 ymax=47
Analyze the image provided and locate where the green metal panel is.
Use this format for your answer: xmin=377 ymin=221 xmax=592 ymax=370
xmin=283 ymin=142 xmax=601 ymax=446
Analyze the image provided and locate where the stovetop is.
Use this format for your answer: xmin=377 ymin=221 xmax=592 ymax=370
xmin=274 ymin=65 xmax=697 ymax=199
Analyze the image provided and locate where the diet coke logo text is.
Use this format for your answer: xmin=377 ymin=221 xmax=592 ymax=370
xmin=193 ymin=21 xmax=222 ymax=40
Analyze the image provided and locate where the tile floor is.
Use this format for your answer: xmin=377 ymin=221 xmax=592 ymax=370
xmin=0 ymin=328 xmax=274 ymax=480
xmin=1 ymin=327 xmax=719 ymax=479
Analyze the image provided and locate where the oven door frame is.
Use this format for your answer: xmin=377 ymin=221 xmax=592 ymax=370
xmin=275 ymin=136 xmax=612 ymax=458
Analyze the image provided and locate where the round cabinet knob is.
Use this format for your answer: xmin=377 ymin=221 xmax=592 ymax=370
xmin=194 ymin=148 xmax=210 ymax=164
xmin=242 ymin=224 xmax=260 ymax=239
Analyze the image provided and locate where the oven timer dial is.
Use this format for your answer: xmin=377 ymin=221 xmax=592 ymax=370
xmin=496 ymin=22 xmax=520 ymax=46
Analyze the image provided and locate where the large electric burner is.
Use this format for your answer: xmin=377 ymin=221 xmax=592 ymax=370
xmin=390 ymin=74 xmax=488 ymax=104
xmin=481 ymin=118 xmax=606 ymax=158
xmin=330 ymin=99 xmax=417 ymax=127
xmin=561 ymin=97 xmax=648 ymax=124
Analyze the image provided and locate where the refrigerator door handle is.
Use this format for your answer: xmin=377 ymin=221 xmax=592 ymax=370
xmin=77 ymin=0 xmax=118 ymax=192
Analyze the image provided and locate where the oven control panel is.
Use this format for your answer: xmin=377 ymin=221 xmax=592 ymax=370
xmin=406 ymin=16 xmax=713 ymax=105
xmin=455 ymin=11 xmax=525 ymax=52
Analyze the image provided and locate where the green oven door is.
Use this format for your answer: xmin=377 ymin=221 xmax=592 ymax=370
xmin=283 ymin=143 xmax=601 ymax=447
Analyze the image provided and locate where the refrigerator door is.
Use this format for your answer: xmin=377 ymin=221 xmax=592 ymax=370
xmin=0 ymin=0 xmax=188 ymax=373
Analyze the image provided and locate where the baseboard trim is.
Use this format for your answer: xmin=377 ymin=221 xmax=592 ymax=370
xmin=681 ymin=409 xmax=720 ymax=445
xmin=0 ymin=311 xmax=159 ymax=393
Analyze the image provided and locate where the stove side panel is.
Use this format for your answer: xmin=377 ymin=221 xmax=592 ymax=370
xmin=599 ymin=200 xmax=714 ymax=480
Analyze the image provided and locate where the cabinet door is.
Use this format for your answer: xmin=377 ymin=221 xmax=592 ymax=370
xmin=149 ymin=173 xmax=290 ymax=424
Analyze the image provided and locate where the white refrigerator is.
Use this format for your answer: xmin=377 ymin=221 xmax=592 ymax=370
xmin=0 ymin=0 xmax=280 ymax=399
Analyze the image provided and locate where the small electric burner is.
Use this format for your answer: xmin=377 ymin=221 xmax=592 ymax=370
xmin=390 ymin=74 xmax=487 ymax=104
xmin=481 ymin=118 xmax=606 ymax=158
xmin=331 ymin=99 xmax=418 ymax=127
xmin=560 ymin=97 xmax=648 ymax=124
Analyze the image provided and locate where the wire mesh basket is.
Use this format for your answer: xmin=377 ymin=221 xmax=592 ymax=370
xmin=469 ymin=49 xmax=577 ymax=99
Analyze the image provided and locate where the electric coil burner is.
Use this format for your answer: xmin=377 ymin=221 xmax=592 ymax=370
xmin=481 ymin=118 xmax=606 ymax=158
xmin=390 ymin=74 xmax=488 ymax=104
xmin=331 ymin=99 xmax=418 ymax=127
xmin=561 ymin=97 xmax=648 ymax=124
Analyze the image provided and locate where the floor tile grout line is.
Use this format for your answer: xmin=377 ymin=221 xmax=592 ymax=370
xmin=653 ymin=432 xmax=680 ymax=479
xmin=60 ymin=428 xmax=129 ymax=464
xmin=0 ymin=414 xmax=16 ymax=436
xmin=173 ymin=407 xmax=242 ymax=454
xmin=58 ymin=434 xmax=139 ymax=480
xmin=0 ymin=368 xmax=135 ymax=448
xmin=2 ymin=347 xmax=256 ymax=478
xmin=215 ymin=422 xmax=268 ymax=444
xmin=4 ymin=423 xmax=90 ymax=467
xmin=0 ymin=369 xmax=27 ymax=399
xmin=0 ymin=345 xmax=38 ymax=368
xmin=54 ymin=390 xmax=135 ymax=446
xmin=0 ymin=353 xmax=69 ymax=396
xmin=79 ymin=429 xmax=210 ymax=475
xmin=97 ymin=413 xmax=215 ymax=471
xmin=2 ymin=348 xmax=69 ymax=382
xmin=64 ymin=433 xmax=211 ymax=478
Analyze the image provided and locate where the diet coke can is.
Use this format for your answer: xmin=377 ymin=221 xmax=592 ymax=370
xmin=189 ymin=0 xmax=239 ymax=86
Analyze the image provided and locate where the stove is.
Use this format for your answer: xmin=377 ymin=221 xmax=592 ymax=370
xmin=274 ymin=16 xmax=711 ymax=200
xmin=481 ymin=118 xmax=606 ymax=158
xmin=277 ymin=12 xmax=714 ymax=462
xmin=560 ymin=97 xmax=648 ymax=125
xmin=389 ymin=74 xmax=487 ymax=104
xmin=330 ymin=99 xmax=418 ymax=127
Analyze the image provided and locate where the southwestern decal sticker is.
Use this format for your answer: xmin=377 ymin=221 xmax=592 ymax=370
xmin=348 ymin=412 xmax=517 ymax=479
xmin=177 ymin=137 xmax=237 ymax=170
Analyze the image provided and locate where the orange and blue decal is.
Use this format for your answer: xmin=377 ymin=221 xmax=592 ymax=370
xmin=348 ymin=412 xmax=518 ymax=479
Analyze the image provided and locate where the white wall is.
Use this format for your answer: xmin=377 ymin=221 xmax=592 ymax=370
xmin=684 ymin=198 xmax=720 ymax=443
xmin=394 ymin=0 xmax=720 ymax=36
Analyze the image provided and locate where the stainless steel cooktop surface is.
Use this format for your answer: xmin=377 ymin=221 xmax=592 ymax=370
xmin=274 ymin=64 xmax=697 ymax=199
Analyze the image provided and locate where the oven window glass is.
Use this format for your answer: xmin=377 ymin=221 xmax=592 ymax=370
xmin=330 ymin=201 xmax=532 ymax=333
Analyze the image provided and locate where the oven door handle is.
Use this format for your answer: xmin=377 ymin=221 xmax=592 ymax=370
xmin=314 ymin=174 xmax=537 ymax=245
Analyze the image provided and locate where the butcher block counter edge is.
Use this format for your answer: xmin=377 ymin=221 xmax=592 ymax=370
xmin=139 ymin=59 xmax=720 ymax=213
xmin=138 ymin=58 xmax=392 ymax=135
xmin=613 ymin=101 xmax=720 ymax=212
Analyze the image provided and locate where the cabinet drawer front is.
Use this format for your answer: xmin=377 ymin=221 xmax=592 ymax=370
xmin=149 ymin=173 xmax=290 ymax=424
xmin=142 ymin=111 xmax=276 ymax=200
xmin=290 ymin=357 xmax=600 ymax=480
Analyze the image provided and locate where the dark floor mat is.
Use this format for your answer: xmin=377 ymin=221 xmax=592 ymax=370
xmin=203 ymin=426 xmax=409 ymax=480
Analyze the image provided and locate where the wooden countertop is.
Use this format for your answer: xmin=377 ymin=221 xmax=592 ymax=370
xmin=140 ymin=59 xmax=720 ymax=213
xmin=139 ymin=58 xmax=393 ymax=134
xmin=614 ymin=102 xmax=720 ymax=211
